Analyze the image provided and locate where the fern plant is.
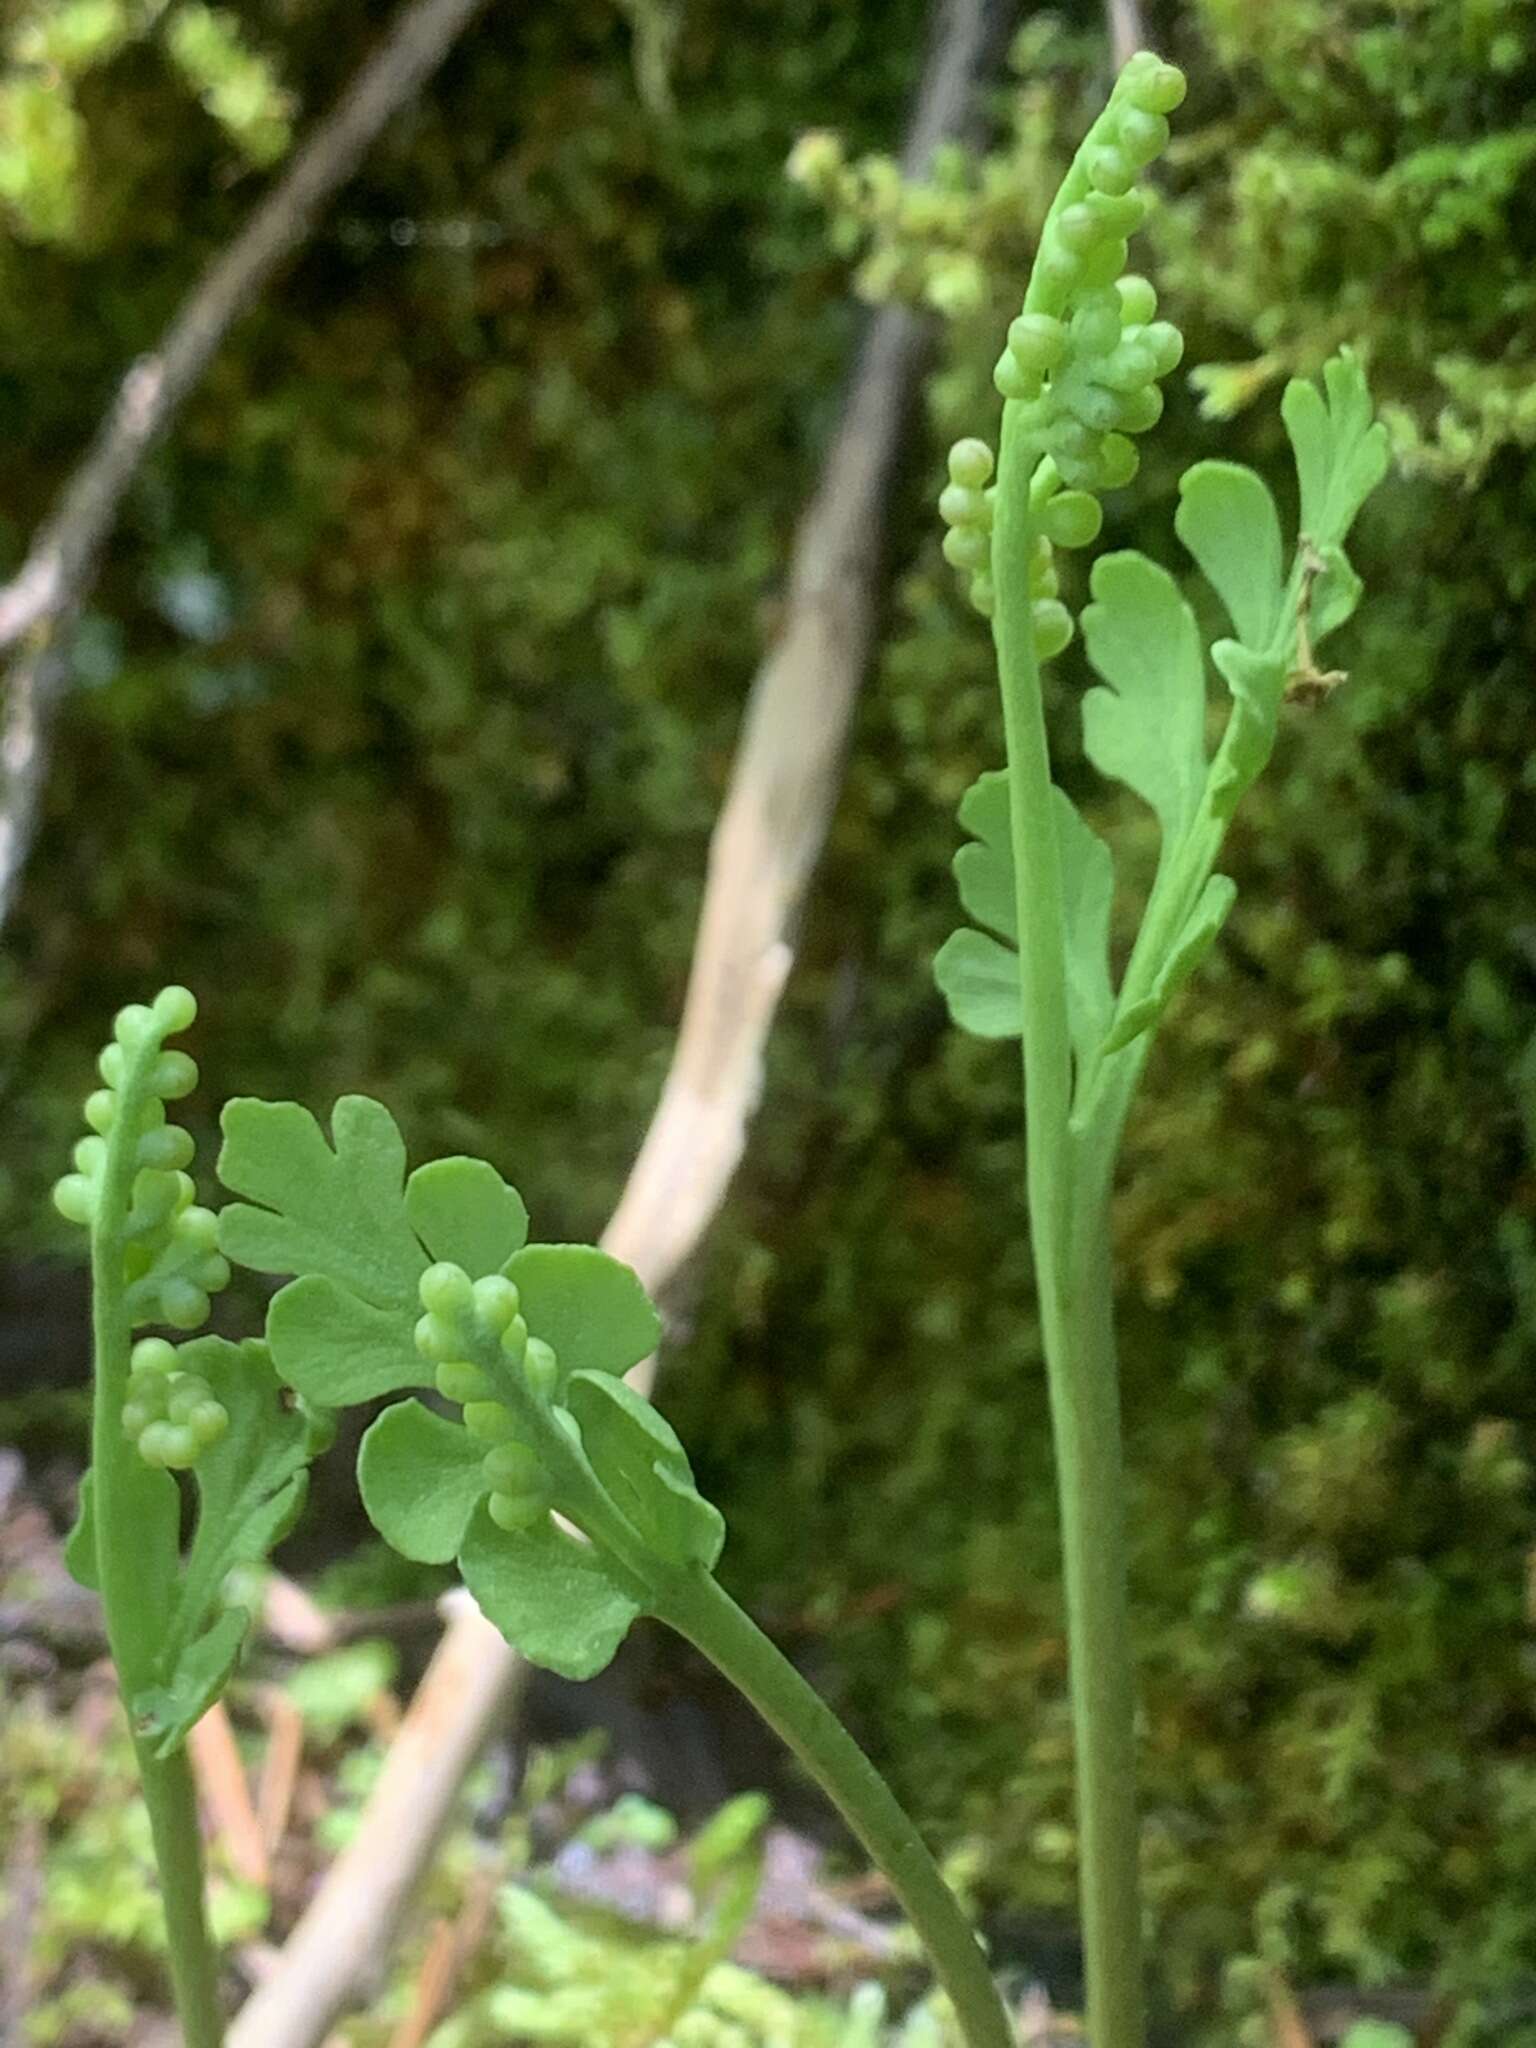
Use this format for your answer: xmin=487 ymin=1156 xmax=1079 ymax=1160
xmin=929 ymin=49 xmax=1389 ymax=2048
xmin=50 ymin=50 xmax=1389 ymax=2048
xmin=56 ymin=1043 xmax=1013 ymax=2048
xmin=51 ymin=988 xmax=329 ymax=2048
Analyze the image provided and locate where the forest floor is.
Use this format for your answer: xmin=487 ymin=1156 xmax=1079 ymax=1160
xmin=0 ymin=1445 xmax=1080 ymax=2047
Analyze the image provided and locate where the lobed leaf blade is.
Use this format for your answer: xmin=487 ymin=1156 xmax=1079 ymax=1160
xmin=163 ymin=1337 xmax=312 ymax=1676
xmin=953 ymin=771 xmax=1015 ymax=942
xmin=1081 ymin=552 xmax=1208 ymax=851
xmin=503 ymin=1244 xmax=660 ymax=1386
xmin=458 ymin=1498 xmax=641 ymax=1681
xmin=266 ymin=1272 xmax=424 ymax=1406
xmin=357 ymin=1399 xmax=486 ymax=1564
xmin=566 ymin=1371 xmax=725 ymax=1571
xmin=1175 ymin=461 xmax=1285 ymax=648
xmin=218 ymin=1095 xmax=425 ymax=1313
xmin=135 ymin=1608 xmax=250 ymax=1759
xmin=405 ymin=1156 xmax=529 ymax=1278
xmin=1282 ymin=348 xmax=1390 ymax=548
xmin=937 ymin=773 xmax=1116 ymax=1063
xmin=1101 ymin=874 xmax=1236 ymax=1053
xmin=933 ymin=928 xmax=1020 ymax=1040
xmin=1054 ymin=787 xmax=1115 ymax=1066
xmin=64 ymin=1471 xmax=99 ymax=1591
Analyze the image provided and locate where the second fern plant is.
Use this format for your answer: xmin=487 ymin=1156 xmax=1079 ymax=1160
xmin=932 ymin=49 xmax=1389 ymax=2048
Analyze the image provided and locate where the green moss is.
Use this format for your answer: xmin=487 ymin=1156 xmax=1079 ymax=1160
xmin=5 ymin=2 xmax=1536 ymax=2035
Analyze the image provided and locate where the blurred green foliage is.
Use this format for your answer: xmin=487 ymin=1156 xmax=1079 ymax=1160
xmin=1 ymin=1681 xmax=933 ymax=2045
xmin=2 ymin=0 xmax=1535 ymax=2039
xmin=0 ymin=1686 xmax=265 ymax=2039
xmin=0 ymin=0 xmax=292 ymax=243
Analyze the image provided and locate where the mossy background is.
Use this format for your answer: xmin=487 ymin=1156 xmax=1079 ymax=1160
xmin=2 ymin=0 xmax=1535 ymax=2039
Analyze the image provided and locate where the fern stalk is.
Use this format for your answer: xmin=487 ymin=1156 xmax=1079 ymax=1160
xmin=84 ymin=1023 xmax=225 ymax=2048
xmin=994 ymin=337 xmax=1147 ymax=2048
xmin=935 ymin=46 xmax=1389 ymax=2048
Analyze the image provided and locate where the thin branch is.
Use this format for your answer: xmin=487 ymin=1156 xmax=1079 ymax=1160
xmin=0 ymin=0 xmax=490 ymax=931
xmin=226 ymin=4 xmax=1011 ymax=2043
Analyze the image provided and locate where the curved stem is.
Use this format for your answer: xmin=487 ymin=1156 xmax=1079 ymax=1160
xmin=658 ymin=1570 xmax=1013 ymax=2048
xmin=89 ymin=1040 xmax=225 ymax=2048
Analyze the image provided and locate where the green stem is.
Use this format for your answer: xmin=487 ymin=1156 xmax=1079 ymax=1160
xmin=520 ymin=1407 xmax=1012 ymax=2047
xmin=1038 ymin=1179 xmax=1142 ymax=2048
xmin=658 ymin=1569 xmax=1014 ymax=2048
xmin=995 ymin=630 xmax=1147 ymax=2048
xmin=990 ymin=109 xmax=1147 ymax=2027
xmin=135 ymin=1743 xmax=227 ymax=2048
xmin=89 ymin=1040 xmax=225 ymax=2048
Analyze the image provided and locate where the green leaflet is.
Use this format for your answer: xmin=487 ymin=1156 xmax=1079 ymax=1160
xmin=565 ymin=1371 xmax=725 ymax=1570
xmin=1101 ymin=876 xmax=1236 ymax=1054
xmin=1175 ymin=462 xmax=1285 ymax=649
xmin=267 ymin=1273 xmax=423 ymax=1406
xmin=218 ymin=1095 xmax=425 ymax=1312
xmin=936 ymin=771 xmax=1114 ymax=1061
xmin=163 ymin=1338 xmax=311 ymax=1670
xmin=458 ymin=1498 xmax=642 ymax=1681
xmin=208 ymin=1095 xmax=689 ymax=1687
xmin=405 ymin=1155 xmax=529 ymax=1277
xmin=1177 ymin=355 xmax=1388 ymax=822
xmin=1207 ymin=645 xmax=1288 ymax=813
xmin=1177 ymin=460 xmax=1291 ymax=807
xmin=124 ymin=1336 xmax=311 ymax=1756
xmin=1282 ymin=348 xmax=1391 ymax=548
xmin=503 ymin=1243 xmax=661 ymax=1386
xmin=1309 ymin=544 xmax=1364 ymax=642
xmin=1056 ymin=793 xmax=1118 ymax=1064
xmin=357 ymin=1399 xmax=487 ymax=1564
xmin=953 ymin=771 xmax=1017 ymax=941
xmin=134 ymin=1609 xmax=250 ymax=1759
xmin=221 ymin=1095 xmax=537 ymax=1404
xmin=1081 ymin=553 xmax=1208 ymax=851
xmin=933 ymin=928 xmax=1022 ymax=1041
xmin=64 ymin=1471 xmax=99 ymax=1591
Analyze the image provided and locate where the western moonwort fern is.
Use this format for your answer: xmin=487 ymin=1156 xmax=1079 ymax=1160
xmin=52 ymin=990 xmax=329 ymax=2048
xmin=212 ymin=1089 xmax=1010 ymax=2044
xmin=54 ymin=1034 xmax=1014 ymax=2048
xmin=932 ymin=49 xmax=1390 ymax=2048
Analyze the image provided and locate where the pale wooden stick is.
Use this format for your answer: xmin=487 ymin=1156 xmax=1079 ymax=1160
xmin=1105 ymin=0 xmax=1146 ymax=66
xmin=228 ymin=7 xmax=1009 ymax=2043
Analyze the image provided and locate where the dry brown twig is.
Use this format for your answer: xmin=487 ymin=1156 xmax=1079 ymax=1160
xmin=227 ymin=3 xmax=1012 ymax=2043
xmin=254 ymin=1687 xmax=307 ymax=1858
xmin=188 ymin=1701 xmax=268 ymax=1889
xmin=384 ymin=1864 xmax=501 ymax=2048
xmin=0 ymin=0 xmax=491 ymax=933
